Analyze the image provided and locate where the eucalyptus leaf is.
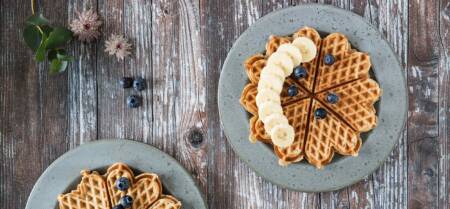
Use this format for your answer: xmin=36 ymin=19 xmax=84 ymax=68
xmin=50 ymin=58 xmax=68 ymax=74
xmin=23 ymin=25 xmax=42 ymax=51
xmin=26 ymin=14 xmax=50 ymax=26
xmin=35 ymin=34 xmax=47 ymax=62
xmin=57 ymin=53 xmax=74 ymax=61
xmin=44 ymin=27 xmax=73 ymax=49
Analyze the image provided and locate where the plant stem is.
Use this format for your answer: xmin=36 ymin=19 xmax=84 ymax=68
xmin=31 ymin=0 xmax=35 ymax=14
xmin=30 ymin=0 xmax=44 ymax=35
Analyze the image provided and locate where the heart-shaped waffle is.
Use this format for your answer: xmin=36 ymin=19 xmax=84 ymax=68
xmin=148 ymin=195 xmax=182 ymax=209
xmin=57 ymin=163 xmax=181 ymax=209
xmin=105 ymin=163 xmax=162 ymax=209
xmin=58 ymin=171 xmax=110 ymax=209
xmin=240 ymin=26 xmax=381 ymax=168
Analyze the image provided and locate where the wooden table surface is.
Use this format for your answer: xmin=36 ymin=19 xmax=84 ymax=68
xmin=1 ymin=0 xmax=449 ymax=208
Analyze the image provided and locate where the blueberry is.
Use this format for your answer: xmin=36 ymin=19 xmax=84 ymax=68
xmin=323 ymin=54 xmax=335 ymax=65
xmin=133 ymin=77 xmax=146 ymax=91
xmin=314 ymin=108 xmax=327 ymax=119
xmin=326 ymin=93 xmax=339 ymax=104
xmin=119 ymin=77 xmax=133 ymax=88
xmin=119 ymin=195 xmax=133 ymax=208
xmin=287 ymin=85 xmax=298 ymax=97
xmin=115 ymin=177 xmax=130 ymax=191
xmin=127 ymin=95 xmax=141 ymax=108
xmin=112 ymin=205 xmax=125 ymax=209
xmin=293 ymin=66 xmax=307 ymax=79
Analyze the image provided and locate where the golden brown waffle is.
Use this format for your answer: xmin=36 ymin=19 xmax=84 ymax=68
xmin=274 ymin=98 xmax=311 ymax=165
xmin=105 ymin=163 xmax=162 ymax=209
xmin=249 ymin=115 xmax=271 ymax=144
xmin=244 ymin=54 xmax=266 ymax=83
xmin=305 ymin=101 xmax=361 ymax=168
xmin=148 ymin=195 xmax=182 ymax=209
xmin=240 ymin=26 xmax=381 ymax=168
xmin=58 ymin=171 xmax=110 ymax=209
xmin=315 ymin=33 xmax=371 ymax=92
xmin=266 ymin=35 xmax=292 ymax=56
xmin=58 ymin=163 xmax=181 ymax=209
xmin=316 ymin=78 xmax=381 ymax=132
xmin=240 ymin=80 xmax=308 ymax=116
xmin=292 ymin=27 xmax=322 ymax=91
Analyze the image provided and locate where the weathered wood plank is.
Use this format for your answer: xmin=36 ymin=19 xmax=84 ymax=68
xmin=67 ymin=0 xmax=98 ymax=147
xmin=438 ymin=1 xmax=450 ymax=209
xmin=96 ymin=0 xmax=126 ymax=139
xmin=202 ymin=1 xmax=266 ymax=207
xmin=122 ymin=0 xmax=153 ymax=143
xmin=173 ymin=0 xmax=208 ymax=191
xmin=0 ymin=2 xmax=40 ymax=208
xmin=149 ymin=0 xmax=208 ymax=192
xmin=0 ymin=1 xmax=70 ymax=209
xmin=407 ymin=0 xmax=440 ymax=208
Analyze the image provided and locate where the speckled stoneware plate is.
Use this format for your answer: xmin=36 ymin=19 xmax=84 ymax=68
xmin=218 ymin=4 xmax=407 ymax=192
xmin=25 ymin=139 xmax=208 ymax=209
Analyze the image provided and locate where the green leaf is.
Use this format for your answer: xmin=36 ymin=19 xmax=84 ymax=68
xmin=57 ymin=53 xmax=74 ymax=61
xmin=35 ymin=33 xmax=47 ymax=62
xmin=26 ymin=14 xmax=50 ymax=26
xmin=23 ymin=25 xmax=42 ymax=51
xmin=50 ymin=58 xmax=68 ymax=74
xmin=44 ymin=27 xmax=73 ymax=49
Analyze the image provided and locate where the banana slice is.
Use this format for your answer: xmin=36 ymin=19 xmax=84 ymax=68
xmin=256 ymin=89 xmax=281 ymax=107
xmin=263 ymin=114 xmax=289 ymax=135
xmin=270 ymin=124 xmax=295 ymax=148
xmin=260 ymin=65 xmax=285 ymax=81
xmin=292 ymin=37 xmax=317 ymax=62
xmin=259 ymin=68 xmax=284 ymax=84
xmin=258 ymin=102 xmax=283 ymax=122
xmin=267 ymin=52 xmax=294 ymax=77
xmin=277 ymin=44 xmax=303 ymax=66
xmin=257 ymin=75 xmax=283 ymax=94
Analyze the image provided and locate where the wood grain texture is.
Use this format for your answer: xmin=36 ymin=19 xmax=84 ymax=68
xmin=0 ymin=0 xmax=449 ymax=208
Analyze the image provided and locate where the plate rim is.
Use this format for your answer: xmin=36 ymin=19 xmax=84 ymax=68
xmin=218 ymin=3 xmax=408 ymax=192
xmin=25 ymin=139 xmax=208 ymax=209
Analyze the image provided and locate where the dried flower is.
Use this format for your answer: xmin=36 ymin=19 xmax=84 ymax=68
xmin=70 ymin=9 xmax=102 ymax=42
xmin=104 ymin=34 xmax=132 ymax=61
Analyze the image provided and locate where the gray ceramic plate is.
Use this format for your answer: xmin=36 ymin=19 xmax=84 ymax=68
xmin=26 ymin=139 xmax=207 ymax=209
xmin=218 ymin=4 xmax=407 ymax=192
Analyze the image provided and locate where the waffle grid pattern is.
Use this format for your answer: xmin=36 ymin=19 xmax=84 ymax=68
xmin=240 ymin=26 xmax=381 ymax=168
xmin=58 ymin=163 xmax=181 ymax=209
xmin=149 ymin=195 xmax=182 ymax=209
xmin=274 ymin=98 xmax=311 ymax=165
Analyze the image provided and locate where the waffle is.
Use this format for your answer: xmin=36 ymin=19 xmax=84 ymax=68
xmin=58 ymin=171 xmax=110 ymax=209
xmin=305 ymin=100 xmax=362 ymax=168
xmin=291 ymin=27 xmax=322 ymax=91
xmin=249 ymin=115 xmax=271 ymax=144
xmin=105 ymin=163 xmax=162 ymax=209
xmin=265 ymin=35 xmax=292 ymax=56
xmin=58 ymin=163 xmax=181 ymax=209
xmin=148 ymin=195 xmax=182 ymax=209
xmin=316 ymin=78 xmax=381 ymax=132
xmin=240 ymin=79 xmax=308 ymax=116
xmin=240 ymin=26 xmax=381 ymax=168
xmin=315 ymin=33 xmax=371 ymax=92
xmin=274 ymin=98 xmax=311 ymax=165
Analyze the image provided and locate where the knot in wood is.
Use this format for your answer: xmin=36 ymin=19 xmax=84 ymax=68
xmin=188 ymin=128 xmax=204 ymax=147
